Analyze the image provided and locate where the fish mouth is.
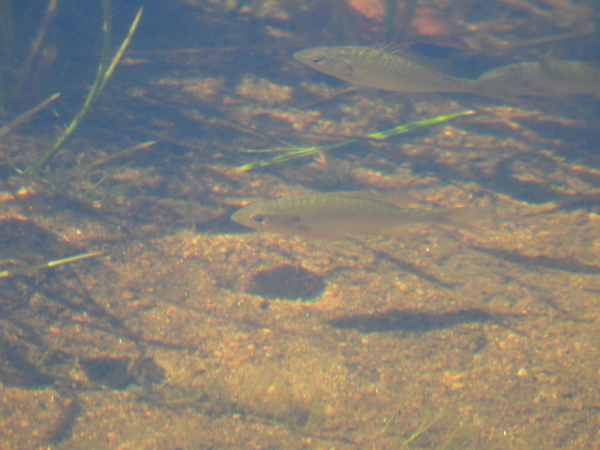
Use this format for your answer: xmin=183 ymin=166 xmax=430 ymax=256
xmin=293 ymin=49 xmax=316 ymax=62
xmin=230 ymin=210 xmax=243 ymax=224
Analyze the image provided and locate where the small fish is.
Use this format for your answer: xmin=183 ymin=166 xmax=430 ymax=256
xmin=474 ymin=61 xmax=600 ymax=97
xmin=293 ymin=44 xmax=510 ymax=100
xmin=231 ymin=191 xmax=477 ymax=239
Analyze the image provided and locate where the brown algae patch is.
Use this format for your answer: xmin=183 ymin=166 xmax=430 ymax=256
xmin=235 ymin=75 xmax=292 ymax=105
xmin=152 ymin=76 xmax=225 ymax=100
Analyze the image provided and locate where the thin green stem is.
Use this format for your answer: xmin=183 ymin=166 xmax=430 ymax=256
xmin=33 ymin=0 xmax=113 ymax=169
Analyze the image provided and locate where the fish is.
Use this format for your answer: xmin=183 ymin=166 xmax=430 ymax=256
xmin=293 ymin=44 xmax=512 ymax=101
xmin=473 ymin=60 xmax=600 ymax=97
xmin=231 ymin=191 xmax=477 ymax=239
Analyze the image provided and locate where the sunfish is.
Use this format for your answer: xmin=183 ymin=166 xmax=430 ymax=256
xmin=293 ymin=44 xmax=512 ymax=101
xmin=473 ymin=60 xmax=600 ymax=97
xmin=231 ymin=191 xmax=477 ymax=240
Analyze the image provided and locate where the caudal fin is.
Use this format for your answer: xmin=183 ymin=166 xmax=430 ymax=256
xmin=439 ymin=206 xmax=488 ymax=229
xmin=468 ymin=79 xmax=521 ymax=103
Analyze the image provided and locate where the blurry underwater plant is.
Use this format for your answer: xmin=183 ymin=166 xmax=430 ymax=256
xmin=0 ymin=0 xmax=144 ymax=201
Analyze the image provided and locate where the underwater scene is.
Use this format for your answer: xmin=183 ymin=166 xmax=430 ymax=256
xmin=2 ymin=0 xmax=600 ymax=448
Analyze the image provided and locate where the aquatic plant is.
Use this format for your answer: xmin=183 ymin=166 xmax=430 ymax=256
xmin=0 ymin=0 xmax=59 ymax=137
xmin=236 ymin=110 xmax=475 ymax=171
xmin=0 ymin=0 xmax=56 ymax=112
xmin=33 ymin=3 xmax=143 ymax=169
xmin=0 ymin=0 xmax=143 ymax=196
xmin=0 ymin=250 xmax=103 ymax=278
xmin=0 ymin=92 xmax=60 ymax=143
xmin=378 ymin=408 xmax=505 ymax=449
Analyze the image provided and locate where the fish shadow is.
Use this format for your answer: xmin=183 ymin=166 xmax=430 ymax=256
xmin=324 ymin=308 xmax=518 ymax=334
xmin=471 ymin=245 xmax=600 ymax=275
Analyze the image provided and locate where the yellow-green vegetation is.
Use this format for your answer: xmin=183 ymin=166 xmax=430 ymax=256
xmin=0 ymin=0 xmax=143 ymax=201
xmin=33 ymin=3 xmax=143 ymax=169
xmin=378 ymin=409 xmax=506 ymax=450
xmin=0 ymin=250 xmax=104 ymax=278
xmin=382 ymin=410 xmax=463 ymax=449
xmin=0 ymin=92 xmax=60 ymax=142
xmin=236 ymin=110 xmax=475 ymax=171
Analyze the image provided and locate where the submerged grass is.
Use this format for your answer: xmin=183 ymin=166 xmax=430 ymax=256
xmin=0 ymin=1 xmax=145 ymax=217
xmin=33 ymin=4 xmax=143 ymax=169
xmin=0 ymin=250 xmax=104 ymax=278
xmin=379 ymin=408 xmax=505 ymax=450
xmin=235 ymin=110 xmax=475 ymax=171
xmin=0 ymin=92 xmax=60 ymax=142
xmin=401 ymin=411 xmax=443 ymax=447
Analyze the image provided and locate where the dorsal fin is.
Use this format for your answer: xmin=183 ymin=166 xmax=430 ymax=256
xmin=369 ymin=43 xmax=429 ymax=64
xmin=370 ymin=42 xmax=409 ymax=55
xmin=324 ymin=190 xmax=412 ymax=207
xmin=367 ymin=43 xmax=450 ymax=74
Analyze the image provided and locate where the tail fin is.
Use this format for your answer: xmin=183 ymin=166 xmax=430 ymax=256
xmin=468 ymin=79 xmax=521 ymax=103
xmin=440 ymin=206 xmax=488 ymax=229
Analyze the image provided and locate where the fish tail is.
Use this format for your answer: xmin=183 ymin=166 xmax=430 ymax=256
xmin=438 ymin=206 xmax=487 ymax=229
xmin=468 ymin=79 xmax=520 ymax=103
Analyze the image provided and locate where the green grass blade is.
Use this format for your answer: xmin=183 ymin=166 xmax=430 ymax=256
xmin=0 ymin=92 xmax=60 ymax=141
xmin=33 ymin=4 xmax=143 ymax=169
xmin=99 ymin=7 xmax=143 ymax=93
xmin=235 ymin=110 xmax=475 ymax=171
xmin=0 ymin=250 xmax=104 ymax=278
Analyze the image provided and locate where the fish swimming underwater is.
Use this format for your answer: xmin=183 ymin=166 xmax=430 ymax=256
xmin=231 ymin=191 xmax=477 ymax=239
xmin=293 ymin=44 xmax=511 ymax=101
xmin=473 ymin=60 xmax=600 ymax=97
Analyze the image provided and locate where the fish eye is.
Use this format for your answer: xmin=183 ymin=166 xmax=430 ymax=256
xmin=251 ymin=214 xmax=266 ymax=223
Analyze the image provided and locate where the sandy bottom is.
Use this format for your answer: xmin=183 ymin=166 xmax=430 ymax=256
xmin=1 ymin=170 xmax=599 ymax=450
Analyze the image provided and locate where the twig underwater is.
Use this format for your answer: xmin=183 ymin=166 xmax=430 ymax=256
xmin=235 ymin=110 xmax=476 ymax=171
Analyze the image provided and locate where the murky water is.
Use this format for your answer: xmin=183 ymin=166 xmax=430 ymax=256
xmin=1 ymin=0 xmax=600 ymax=448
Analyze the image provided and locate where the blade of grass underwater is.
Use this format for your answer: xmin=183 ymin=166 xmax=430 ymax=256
xmin=11 ymin=0 xmax=58 ymax=104
xmin=82 ymin=160 xmax=133 ymax=197
xmin=33 ymin=5 xmax=143 ymax=169
xmin=235 ymin=110 xmax=475 ymax=171
xmin=0 ymin=92 xmax=60 ymax=141
xmin=99 ymin=7 xmax=143 ymax=93
xmin=88 ymin=140 xmax=156 ymax=169
xmin=0 ymin=250 xmax=104 ymax=278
